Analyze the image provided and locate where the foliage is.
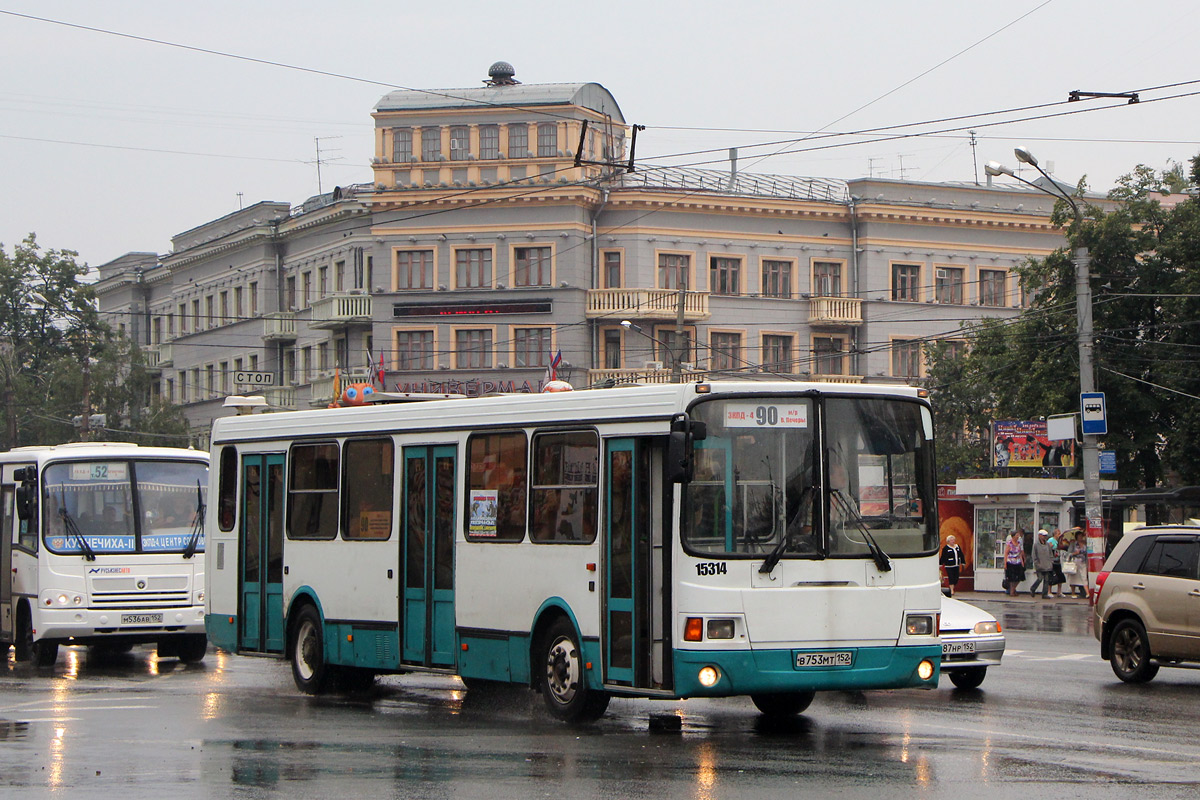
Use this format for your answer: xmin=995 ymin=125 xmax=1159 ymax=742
xmin=927 ymin=155 xmax=1200 ymax=487
xmin=0 ymin=234 xmax=191 ymax=449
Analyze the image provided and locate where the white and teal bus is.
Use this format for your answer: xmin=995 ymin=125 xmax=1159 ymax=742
xmin=205 ymin=381 xmax=941 ymax=721
xmin=1 ymin=443 xmax=210 ymax=667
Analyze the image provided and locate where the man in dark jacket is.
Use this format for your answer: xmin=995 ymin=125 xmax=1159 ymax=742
xmin=939 ymin=535 xmax=965 ymax=596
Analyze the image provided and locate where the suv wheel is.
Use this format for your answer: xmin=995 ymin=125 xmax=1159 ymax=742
xmin=1110 ymin=618 xmax=1160 ymax=683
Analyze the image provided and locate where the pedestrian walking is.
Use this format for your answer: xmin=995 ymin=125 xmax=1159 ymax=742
xmin=1065 ymin=528 xmax=1089 ymax=599
xmin=1048 ymin=529 xmax=1065 ymax=598
xmin=939 ymin=535 xmax=966 ymax=596
xmin=1004 ymin=529 xmax=1026 ymax=597
xmin=1029 ymin=529 xmax=1055 ymax=598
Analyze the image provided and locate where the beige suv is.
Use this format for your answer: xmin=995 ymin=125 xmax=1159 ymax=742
xmin=1094 ymin=526 xmax=1200 ymax=683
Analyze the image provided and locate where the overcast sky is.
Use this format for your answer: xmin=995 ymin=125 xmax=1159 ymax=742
xmin=2 ymin=1 xmax=1197 ymax=269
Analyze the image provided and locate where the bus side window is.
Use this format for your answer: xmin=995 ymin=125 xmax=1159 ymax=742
xmin=465 ymin=432 xmax=527 ymax=542
xmin=217 ymin=446 xmax=237 ymax=532
xmin=342 ymin=438 xmax=394 ymax=540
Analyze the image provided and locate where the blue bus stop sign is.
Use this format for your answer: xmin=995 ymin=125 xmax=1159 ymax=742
xmin=1081 ymin=392 xmax=1107 ymax=435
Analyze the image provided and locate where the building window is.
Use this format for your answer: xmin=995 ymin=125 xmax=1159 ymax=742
xmin=943 ymin=340 xmax=966 ymax=361
xmin=710 ymin=257 xmax=741 ymax=296
xmin=936 ymin=267 xmax=964 ymax=304
xmin=892 ymin=263 xmax=921 ymax=301
xmin=392 ymin=127 xmax=412 ymax=162
xmin=479 ymin=125 xmax=499 ymax=160
xmin=318 ymin=266 xmax=328 ymax=298
xmin=980 ymin=269 xmax=1007 ymax=307
xmin=658 ymin=253 xmax=690 ymax=289
xmin=813 ymin=261 xmax=842 ymax=297
xmin=285 ymin=277 xmax=296 ymax=310
xmin=300 ymin=347 xmax=311 ymax=383
xmin=654 ymin=327 xmax=693 ymax=366
xmin=302 ymin=273 xmax=312 ymax=307
xmin=514 ymin=246 xmax=551 ymax=287
xmin=892 ymin=340 xmax=922 ymax=378
xmin=219 ymin=360 xmax=229 ymax=394
xmin=450 ymin=126 xmax=469 ymax=161
xmin=603 ymin=251 xmax=622 ymax=288
xmin=395 ymin=330 xmax=434 ymax=371
xmin=178 ymin=303 xmax=188 ymax=334
xmin=537 ymin=123 xmax=557 ymax=157
xmin=603 ymin=328 xmax=621 ymax=369
xmin=514 ymin=327 xmax=551 ymax=368
xmin=335 ymin=260 xmax=345 ymax=292
xmin=421 ymin=126 xmax=441 ymax=161
xmin=249 ymin=282 xmax=258 ymax=316
xmin=508 ymin=123 xmax=528 ymax=157
xmin=455 ymin=249 xmax=492 ymax=288
xmin=455 ymin=329 xmax=493 ymax=369
xmin=396 ymin=250 xmax=434 ymax=290
xmin=219 ymin=292 xmax=229 ymax=325
xmin=166 ymin=312 xmax=174 ymax=338
xmin=710 ymin=332 xmax=742 ymax=372
xmin=234 ymin=287 xmax=244 ymax=319
xmin=763 ymin=335 xmax=793 ymax=373
xmin=205 ymin=296 xmax=215 ymax=329
xmin=762 ymin=259 xmax=792 ymax=298
xmin=283 ymin=348 xmax=296 ymax=386
xmin=317 ymin=342 xmax=329 ymax=371
xmin=814 ymin=336 xmax=845 ymax=375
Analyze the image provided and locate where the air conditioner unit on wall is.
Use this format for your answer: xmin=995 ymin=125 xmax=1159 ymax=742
xmin=645 ymin=361 xmax=664 ymax=371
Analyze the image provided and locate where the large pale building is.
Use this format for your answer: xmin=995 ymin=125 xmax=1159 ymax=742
xmin=96 ymin=62 xmax=1076 ymax=443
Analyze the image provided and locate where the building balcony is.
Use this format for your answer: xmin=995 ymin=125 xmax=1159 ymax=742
xmin=263 ymin=311 xmax=297 ymax=341
xmin=808 ymin=296 xmax=863 ymax=326
xmin=309 ymin=293 xmax=373 ymax=330
xmin=146 ymin=342 xmax=172 ymax=368
xmin=309 ymin=372 xmax=374 ymax=406
xmin=585 ymin=289 xmax=710 ymax=322
xmin=262 ymin=385 xmax=296 ymax=410
xmin=586 ymin=366 xmax=709 ymax=387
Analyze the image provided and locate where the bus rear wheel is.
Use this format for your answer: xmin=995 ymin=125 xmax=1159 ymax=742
xmin=290 ymin=605 xmax=334 ymax=694
xmin=538 ymin=618 xmax=609 ymax=722
xmin=751 ymin=691 xmax=815 ymax=718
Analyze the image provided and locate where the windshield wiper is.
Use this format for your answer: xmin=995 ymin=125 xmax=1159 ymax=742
xmin=182 ymin=480 xmax=206 ymax=559
xmin=758 ymin=487 xmax=820 ymax=574
xmin=831 ymin=491 xmax=892 ymax=573
xmin=58 ymin=504 xmax=96 ymax=561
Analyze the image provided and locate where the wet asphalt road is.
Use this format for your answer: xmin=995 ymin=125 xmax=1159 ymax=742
xmin=2 ymin=596 xmax=1198 ymax=799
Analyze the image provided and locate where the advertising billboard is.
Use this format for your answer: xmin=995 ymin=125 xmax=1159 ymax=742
xmin=991 ymin=420 xmax=1076 ymax=469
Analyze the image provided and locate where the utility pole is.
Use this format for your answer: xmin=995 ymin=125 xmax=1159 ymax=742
xmin=671 ymin=262 xmax=686 ymax=384
xmin=969 ymin=131 xmax=979 ymax=185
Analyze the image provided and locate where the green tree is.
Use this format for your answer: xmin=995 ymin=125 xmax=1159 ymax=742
xmin=0 ymin=234 xmax=191 ymax=448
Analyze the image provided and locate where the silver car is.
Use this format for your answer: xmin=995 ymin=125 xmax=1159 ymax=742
xmin=939 ymin=596 xmax=1005 ymax=689
xmin=1093 ymin=525 xmax=1200 ymax=683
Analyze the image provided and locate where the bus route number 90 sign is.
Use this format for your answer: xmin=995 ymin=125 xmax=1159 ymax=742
xmin=723 ymin=402 xmax=808 ymax=429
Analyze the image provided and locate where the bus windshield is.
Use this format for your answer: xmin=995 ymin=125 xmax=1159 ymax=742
xmin=43 ymin=459 xmax=209 ymax=555
xmin=682 ymin=395 xmax=937 ymax=559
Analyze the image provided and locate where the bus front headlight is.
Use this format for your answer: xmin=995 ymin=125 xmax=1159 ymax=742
xmin=905 ymin=614 xmax=934 ymax=636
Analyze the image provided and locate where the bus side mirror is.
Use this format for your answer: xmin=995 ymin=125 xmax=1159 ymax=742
xmin=667 ymin=416 xmax=707 ymax=484
xmin=15 ymin=484 xmax=32 ymax=522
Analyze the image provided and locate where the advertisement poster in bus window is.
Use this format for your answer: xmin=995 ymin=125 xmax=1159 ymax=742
xmin=991 ymin=420 xmax=1076 ymax=468
xmin=469 ymin=490 xmax=498 ymax=537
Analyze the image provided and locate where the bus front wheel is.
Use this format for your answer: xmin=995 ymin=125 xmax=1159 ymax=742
xmin=176 ymin=634 xmax=209 ymax=664
xmin=538 ymin=618 xmax=609 ymax=722
xmin=290 ymin=605 xmax=334 ymax=694
xmin=751 ymin=691 xmax=815 ymax=718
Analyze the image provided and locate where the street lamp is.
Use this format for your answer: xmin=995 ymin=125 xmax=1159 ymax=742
xmin=985 ymin=149 xmax=1105 ymax=579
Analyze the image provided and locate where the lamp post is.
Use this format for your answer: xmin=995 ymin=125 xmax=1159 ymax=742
xmin=985 ymin=149 xmax=1105 ymax=580
xmin=620 ymin=320 xmax=681 ymax=383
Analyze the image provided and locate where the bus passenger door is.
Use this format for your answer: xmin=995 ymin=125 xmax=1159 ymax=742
xmin=401 ymin=445 xmax=456 ymax=668
xmin=239 ymin=453 xmax=285 ymax=654
xmin=1 ymin=485 xmax=12 ymax=642
xmin=604 ymin=439 xmax=669 ymax=690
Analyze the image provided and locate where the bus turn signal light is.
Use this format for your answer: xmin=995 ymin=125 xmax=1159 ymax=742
xmin=684 ymin=617 xmax=704 ymax=642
